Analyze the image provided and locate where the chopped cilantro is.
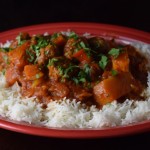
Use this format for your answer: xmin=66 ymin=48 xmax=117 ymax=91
xmin=71 ymin=40 xmax=92 ymax=57
xmin=63 ymin=64 xmax=79 ymax=78
xmin=111 ymin=69 xmax=118 ymax=76
xmin=79 ymin=41 xmax=86 ymax=48
xmin=2 ymin=55 xmax=9 ymax=64
xmin=68 ymin=32 xmax=78 ymax=40
xmin=79 ymin=41 xmax=91 ymax=57
xmin=16 ymin=33 xmax=21 ymax=44
xmin=73 ymin=64 xmax=91 ymax=84
xmin=99 ymin=55 xmax=108 ymax=70
xmin=83 ymin=64 xmax=91 ymax=79
xmin=35 ymin=48 xmax=40 ymax=58
xmin=54 ymin=62 xmax=92 ymax=84
xmin=108 ymin=48 xmax=123 ymax=58
xmin=57 ymin=66 xmax=64 ymax=76
xmin=35 ymin=74 xmax=40 ymax=79
xmin=72 ymin=77 xmax=79 ymax=84
xmin=16 ymin=33 xmax=26 ymax=45
xmin=48 ymin=58 xmax=58 ymax=66
xmin=26 ymin=50 xmax=35 ymax=63
xmin=30 ymin=37 xmax=49 ymax=52
xmin=0 ymin=47 xmax=12 ymax=52
xmin=51 ymin=33 xmax=60 ymax=41
xmin=45 ymin=50 xmax=49 ymax=55
xmin=79 ymin=77 xmax=86 ymax=83
xmin=37 ymin=37 xmax=49 ymax=48
xmin=30 ymin=36 xmax=49 ymax=63
xmin=2 ymin=69 xmax=6 ymax=75
xmin=3 ymin=55 xmax=8 ymax=61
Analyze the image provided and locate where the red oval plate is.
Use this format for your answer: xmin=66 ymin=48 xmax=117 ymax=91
xmin=0 ymin=22 xmax=150 ymax=138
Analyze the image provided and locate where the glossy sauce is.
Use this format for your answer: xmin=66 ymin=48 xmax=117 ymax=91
xmin=0 ymin=32 xmax=148 ymax=107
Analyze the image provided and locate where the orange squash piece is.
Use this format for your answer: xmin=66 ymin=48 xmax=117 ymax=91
xmin=93 ymin=72 xmax=132 ymax=106
xmin=112 ymin=51 xmax=129 ymax=72
xmin=52 ymin=34 xmax=66 ymax=46
xmin=8 ymin=41 xmax=30 ymax=68
xmin=24 ymin=65 xmax=44 ymax=80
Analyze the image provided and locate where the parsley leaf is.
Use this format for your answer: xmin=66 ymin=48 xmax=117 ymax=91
xmin=80 ymin=41 xmax=91 ymax=57
xmin=2 ymin=69 xmax=6 ymax=75
xmin=37 ymin=37 xmax=49 ymax=48
xmin=79 ymin=41 xmax=86 ymax=48
xmin=63 ymin=64 xmax=78 ymax=78
xmin=26 ymin=50 xmax=35 ymax=63
xmin=108 ymin=48 xmax=123 ymax=58
xmin=69 ymin=32 xmax=78 ymax=40
xmin=16 ymin=33 xmax=27 ymax=45
xmin=47 ymin=58 xmax=58 ymax=66
xmin=57 ymin=66 xmax=64 ymax=76
xmin=51 ymin=33 xmax=61 ymax=41
xmin=16 ymin=33 xmax=22 ymax=45
xmin=83 ymin=64 xmax=91 ymax=80
xmin=35 ymin=73 xmax=40 ymax=79
xmin=0 ymin=47 xmax=12 ymax=52
xmin=79 ymin=77 xmax=86 ymax=83
xmin=73 ymin=64 xmax=91 ymax=84
xmin=72 ymin=77 xmax=79 ymax=84
xmin=111 ymin=69 xmax=118 ymax=76
xmin=99 ymin=55 xmax=108 ymax=70
xmin=30 ymin=36 xmax=49 ymax=63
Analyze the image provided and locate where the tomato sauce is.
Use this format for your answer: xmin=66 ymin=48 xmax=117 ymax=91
xmin=0 ymin=32 xmax=148 ymax=107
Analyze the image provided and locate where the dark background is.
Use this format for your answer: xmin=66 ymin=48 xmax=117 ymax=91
xmin=0 ymin=0 xmax=149 ymax=149
xmin=0 ymin=0 xmax=150 ymax=32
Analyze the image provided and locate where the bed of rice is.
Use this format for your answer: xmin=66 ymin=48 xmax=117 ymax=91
xmin=0 ymin=34 xmax=150 ymax=128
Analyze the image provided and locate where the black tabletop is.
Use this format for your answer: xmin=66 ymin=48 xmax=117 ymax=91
xmin=0 ymin=0 xmax=149 ymax=149
xmin=0 ymin=0 xmax=149 ymax=32
xmin=0 ymin=128 xmax=149 ymax=150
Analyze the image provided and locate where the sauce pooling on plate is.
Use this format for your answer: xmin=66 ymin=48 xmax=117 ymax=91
xmin=0 ymin=32 xmax=148 ymax=107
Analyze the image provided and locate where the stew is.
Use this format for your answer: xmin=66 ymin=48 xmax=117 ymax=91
xmin=0 ymin=32 xmax=148 ymax=107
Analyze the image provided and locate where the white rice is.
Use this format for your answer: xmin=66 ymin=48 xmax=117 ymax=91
xmin=0 ymin=35 xmax=150 ymax=128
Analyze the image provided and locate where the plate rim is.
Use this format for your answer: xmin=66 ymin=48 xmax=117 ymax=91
xmin=0 ymin=118 xmax=150 ymax=138
xmin=0 ymin=22 xmax=150 ymax=138
xmin=0 ymin=22 xmax=150 ymax=43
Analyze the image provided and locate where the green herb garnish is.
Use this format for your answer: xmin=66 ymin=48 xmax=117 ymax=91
xmin=16 ymin=33 xmax=21 ymax=45
xmin=63 ymin=64 xmax=78 ymax=78
xmin=45 ymin=50 xmax=49 ymax=55
xmin=99 ymin=55 xmax=108 ymax=70
xmin=57 ymin=66 xmax=65 ymax=76
xmin=69 ymin=32 xmax=78 ymax=40
xmin=26 ymin=50 xmax=35 ymax=63
xmin=2 ymin=55 xmax=9 ymax=64
xmin=83 ymin=64 xmax=91 ymax=78
xmin=1 ymin=69 xmax=6 ymax=75
xmin=35 ymin=74 xmax=40 ymax=79
xmin=108 ymin=48 xmax=123 ymax=58
xmin=30 ymin=36 xmax=49 ymax=63
xmin=79 ymin=77 xmax=86 ymax=83
xmin=16 ymin=33 xmax=26 ymax=45
xmin=3 ymin=55 xmax=8 ymax=62
xmin=79 ymin=41 xmax=86 ymax=48
xmin=51 ymin=33 xmax=60 ymax=41
xmin=111 ymin=69 xmax=118 ymax=76
xmin=72 ymin=77 xmax=79 ymax=84
xmin=73 ymin=64 xmax=91 ymax=84
xmin=37 ymin=37 xmax=49 ymax=48
xmin=79 ymin=41 xmax=91 ymax=57
xmin=47 ymin=58 xmax=59 ymax=66
xmin=0 ymin=47 xmax=12 ymax=52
